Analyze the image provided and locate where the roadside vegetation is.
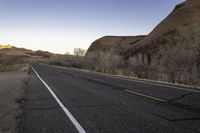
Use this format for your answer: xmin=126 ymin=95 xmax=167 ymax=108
xmin=1 ymin=31 xmax=198 ymax=86
xmin=0 ymin=54 xmax=29 ymax=72
xmin=48 ymin=29 xmax=200 ymax=86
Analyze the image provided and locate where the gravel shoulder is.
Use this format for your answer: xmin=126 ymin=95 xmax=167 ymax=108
xmin=0 ymin=71 xmax=28 ymax=133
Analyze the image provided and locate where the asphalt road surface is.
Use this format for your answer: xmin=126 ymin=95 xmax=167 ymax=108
xmin=19 ymin=64 xmax=200 ymax=133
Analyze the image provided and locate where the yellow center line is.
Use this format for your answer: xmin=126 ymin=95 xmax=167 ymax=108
xmin=124 ymin=90 xmax=166 ymax=102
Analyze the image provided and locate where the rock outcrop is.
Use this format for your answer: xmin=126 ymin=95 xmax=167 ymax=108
xmin=87 ymin=35 xmax=146 ymax=55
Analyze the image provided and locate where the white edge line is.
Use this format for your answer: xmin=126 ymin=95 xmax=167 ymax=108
xmin=31 ymin=66 xmax=86 ymax=133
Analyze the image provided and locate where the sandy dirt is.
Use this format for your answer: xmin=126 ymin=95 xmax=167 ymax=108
xmin=0 ymin=71 xmax=28 ymax=133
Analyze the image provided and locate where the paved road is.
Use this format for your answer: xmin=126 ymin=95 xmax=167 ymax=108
xmin=20 ymin=64 xmax=200 ymax=133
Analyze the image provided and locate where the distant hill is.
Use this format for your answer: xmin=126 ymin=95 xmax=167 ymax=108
xmin=86 ymin=35 xmax=146 ymax=55
xmin=0 ymin=44 xmax=13 ymax=49
xmin=0 ymin=45 xmax=63 ymax=63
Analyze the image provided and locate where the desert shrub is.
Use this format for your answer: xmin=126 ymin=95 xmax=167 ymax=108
xmin=49 ymin=54 xmax=84 ymax=69
xmin=127 ymin=57 xmax=150 ymax=78
xmin=158 ymin=26 xmax=200 ymax=84
xmin=49 ymin=61 xmax=64 ymax=66
xmin=84 ymin=51 xmax=124 ymax=74
xmin=0 ymin=61 xmax=29 ymax=72
xmin=27 ymin=51 xmax=50 ymax=58
xmin=71 ymin=57 xmax=84 ymax=69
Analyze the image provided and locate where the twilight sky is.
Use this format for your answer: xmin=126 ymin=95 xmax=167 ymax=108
xmin=0 ymin=0 xmax=184 ymax=54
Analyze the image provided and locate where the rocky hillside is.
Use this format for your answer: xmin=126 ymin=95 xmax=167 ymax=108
xmin=125 ymin=0 xmax=200 ymax=56
xmin=124 ymin=0 xmax=200 ymax=84
xmin=86 ymin=35 xmax=146 ymax=55
xmin=85 ymin=0 xmax=200 ymax=84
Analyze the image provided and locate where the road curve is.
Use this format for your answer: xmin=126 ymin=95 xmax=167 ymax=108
xmin=19 ymin=64 xmax=200 ymax=133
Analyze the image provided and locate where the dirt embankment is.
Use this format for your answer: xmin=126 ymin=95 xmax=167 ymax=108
xmin=0 ymin=71 xmax=28 ymax=133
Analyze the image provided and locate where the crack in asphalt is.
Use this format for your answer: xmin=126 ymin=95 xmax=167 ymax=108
xmin=157 ymin=93 xmax=200 ymax=114
xmin=167 ymin=102 xmax=200 ymax=113
xmin=153 ymin=113 xmax=200 ymax=122
xmin=167 ymin=93 xmax=192 ymax=102
xmin=28 ymin=107 xmax=60 ymax=111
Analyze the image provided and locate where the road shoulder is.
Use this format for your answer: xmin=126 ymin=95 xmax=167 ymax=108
xmin=0 ymin=71 xmax=28 ymax=133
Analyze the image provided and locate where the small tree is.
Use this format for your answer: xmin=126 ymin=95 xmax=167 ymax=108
xmin=73 ymin=48 xmax=85 ymax=57
xmin=65 ymin=51 xmax=71 ymax=55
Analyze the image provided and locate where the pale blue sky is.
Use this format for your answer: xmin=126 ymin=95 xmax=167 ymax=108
xmin=0 ymin=0 xmax=184 ymax=54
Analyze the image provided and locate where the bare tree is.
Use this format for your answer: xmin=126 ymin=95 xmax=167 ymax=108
xmin=73 ymin=48 xmax=85 ymax=57
xmin=65 ymin=51 xmax=71 ymax=55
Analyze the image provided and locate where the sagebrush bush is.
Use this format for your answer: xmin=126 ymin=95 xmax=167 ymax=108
xmin=84 ymin=51 xmax=124 ymax=74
